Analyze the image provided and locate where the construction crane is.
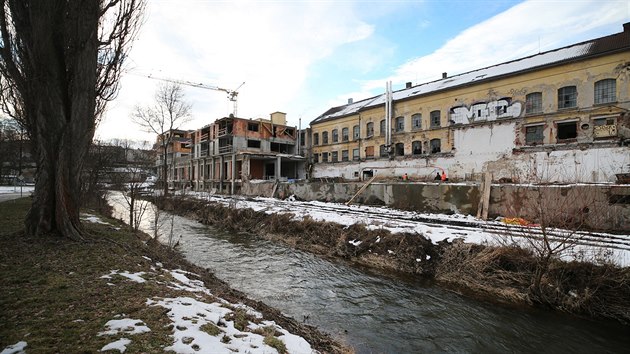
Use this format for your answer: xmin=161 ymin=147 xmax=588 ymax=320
xmin=139 ymin=73 xmax=245 ymax=117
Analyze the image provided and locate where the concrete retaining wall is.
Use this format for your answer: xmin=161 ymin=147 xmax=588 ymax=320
xmin=239 ymin=180 xmax=630 ymax=232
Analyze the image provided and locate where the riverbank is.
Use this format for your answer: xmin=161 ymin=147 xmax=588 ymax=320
xmin=0 ymin=197 xmax=351 ymax=353
xmin=161 ymin=194 xmax=630 ymax=325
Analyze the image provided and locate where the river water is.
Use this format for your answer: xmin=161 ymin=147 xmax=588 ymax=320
xmin=109 ymin=194 xmax=630 ymax=353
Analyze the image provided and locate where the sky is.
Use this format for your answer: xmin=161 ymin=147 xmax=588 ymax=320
xmin=96 ymin=0 xmax=630 ymax=143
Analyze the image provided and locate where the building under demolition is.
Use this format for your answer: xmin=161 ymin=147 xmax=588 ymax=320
xmin=156 ymin=112 xmax=306 ymax=193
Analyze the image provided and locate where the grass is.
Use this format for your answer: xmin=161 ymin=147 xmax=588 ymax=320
xmin=0 ymin=197 xmax=352 ymax=353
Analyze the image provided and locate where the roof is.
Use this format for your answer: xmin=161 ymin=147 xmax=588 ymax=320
xmin=311 ymin=23 xmax=630 ymax=125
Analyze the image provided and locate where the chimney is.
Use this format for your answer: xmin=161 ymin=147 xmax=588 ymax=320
xmin=624 ymin=22 xmax=630 ymax=33
xmin=348 ymin=98 xmax=353 ymax=104
xmin=405 ymin=82 xmax=412 ymax=89
xmin=442 ymin=72 xmax=448 ymax=79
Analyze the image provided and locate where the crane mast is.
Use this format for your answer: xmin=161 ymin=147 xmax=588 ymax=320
xmin=143 ymin=74 xmax=245 ymax=117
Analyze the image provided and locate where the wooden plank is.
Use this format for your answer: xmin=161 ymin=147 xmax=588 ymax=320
xmin=346 ymin=175 xmax=377 ymax=206
xmin=477 ymin=171 xmax=492 ymax=220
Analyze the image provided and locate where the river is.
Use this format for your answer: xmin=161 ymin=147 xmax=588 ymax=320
xmin=108 ymin=193 xmax=630 ymax=353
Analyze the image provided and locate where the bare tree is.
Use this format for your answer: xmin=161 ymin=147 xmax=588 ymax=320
xmin=133 ymin=82 xmax=192 ymax=197
xmin=0 ymin=1 xmax=145 ymax=239
xmin=110 ymin=140 xmax=154 ymax=232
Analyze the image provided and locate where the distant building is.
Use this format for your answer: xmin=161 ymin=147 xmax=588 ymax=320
xmin=157 ymin=113 xmax=305 ymax=193
xmin=154 ymin=129 xmax=192 ymax=189
xmin=310 ymin=23 xmax=630 ymax=183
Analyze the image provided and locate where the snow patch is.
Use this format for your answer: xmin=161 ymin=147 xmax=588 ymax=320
xmin=100 ymin=338 xmax=131 ymax=353
xmin=0 ymin=342 xmax=27 ymax=354
xmin=101 ymin=270 xmax=147 ymax=283
xmin=349 ymin=239 xmax=362 ymax=246
xmin=98 ymin=318 xmax=151 ymax=336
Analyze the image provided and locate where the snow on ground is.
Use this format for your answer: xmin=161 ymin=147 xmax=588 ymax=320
xmin=100 ymin=338 xmax=131 ymax=353
xmin=185 ymin=191 xmax=630 ymax=267
xmin=81 ymin=213 xmax=112 ymax=225
xmin=0 ymin=186 xmax=34 ymax=194
xmin=0 ymin=341 xmax=27 ymax=354
xmin=97 ymin=262 xmax=316 ymax=354
xmin=101 ymin=270 xmax=147 ymax=283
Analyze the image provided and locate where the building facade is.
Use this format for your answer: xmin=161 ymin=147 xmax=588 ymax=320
xmin=310 ymin=23 xmax=630 ymax=183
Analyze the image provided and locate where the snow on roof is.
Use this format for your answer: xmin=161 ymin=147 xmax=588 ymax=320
xmin=312 ymin=25 xmax=629 ymax=124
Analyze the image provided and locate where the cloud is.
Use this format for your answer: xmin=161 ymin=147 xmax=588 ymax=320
xmin=362 ymin=0 xmax=629 ymax=92
xmin=98 ymin=0 xmax=373 ymax=141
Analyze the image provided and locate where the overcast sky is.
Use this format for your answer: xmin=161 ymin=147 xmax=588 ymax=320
xmin=97 ymin=0 xmax=630 ymax=143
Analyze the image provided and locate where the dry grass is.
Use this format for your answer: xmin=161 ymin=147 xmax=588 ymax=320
xmin=0 ymin=197 xmax=352 ymax=353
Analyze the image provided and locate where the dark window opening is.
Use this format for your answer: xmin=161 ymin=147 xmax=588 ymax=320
xmin=379 ymin=144 xmax=387 ymax=157
xmin=247 ymin=122 xmax=259 ymax=132
xmin=557 ymin=122 xmax=577 ymax=141
xmin=412 ymin=140 xmax=422 ymax=155
xmin=342 ymin=127 xmax=349 ymax=142
xmin=342 ymin=150 xmax=349 ymax=161
xmin=395 ymin=143 xmax=404 ymax=156
xmin=247 ymin=140 xmax=261 ymax=148
xmin=430 ymin=138 xmax=441 ymax=153
xmin=331 ymin=151 xmax=338 ymax=162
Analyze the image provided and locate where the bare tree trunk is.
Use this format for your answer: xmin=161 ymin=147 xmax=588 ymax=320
xmin=18 ymin=2 xmax=99 ymax=240
xmin=1 ymin=1 xmax=144 ymax=239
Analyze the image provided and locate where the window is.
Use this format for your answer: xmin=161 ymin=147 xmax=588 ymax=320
xmin=331 ymin=151 xmax=338 ymax=162
xmin=247 ymin=122 xmax=259 ymax=132
xmin=342 ymin=127 xmax=349 ymax=142
xmin=525 ymin=92 xmax=542 ymax=114
xmin=395 ymin=143 xmax=404 ymax=156
xmin=379 ymin=144 xmax=388 ymax=157
xmin=558 ymin=86 xmax=577 ymax=109
xmin=395 ymin=116 xmax=405 ymax=132
xmin=365 ymin=146 xmax=374 ymax=158
xmin=557 ymin=121 xmax=577 ymax=141
xmin=353 ymin=125 xmax=360 ymax=139
xmin=380 ymin=119 xmax=386 ymax=136
xmin=312 ymin=153 xmax=319 ymax=163
xmin=525 ymin=125 xmax=544 ymax=145
xmin=322 ymin=131 xmax=329 ymax=144
xmin=594 ymin=79 xmax=616 ymax=104
xmin=430 ymin=110 xmax=441 ymax=128
xmin=352 ymin=148 xmax=360 ymax=161
xmin=247 ymin=140 xmax=261 ymax=148
xmin=366 ymin=122 xmax=374 ymax=137
xmin=412 ymin=141 xmax=422 ymax=155
xmin=332 ymin=129 xmax=338 ymax=143
xmin=430 ymin=138 xmax=441 ymax=153
xmin=341 ymin=150 xmax=349 ymax=161
xmin=322 ymin=152 xmax=329 ymax=162
xmin=313 ymin=133 xmax=319 ymax=145
xmin=412 ymin=114 xmax=422 ymax=130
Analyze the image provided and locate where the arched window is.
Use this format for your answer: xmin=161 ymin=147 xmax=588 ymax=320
xmin=412 ymin=141 xmax=422 ymax=155
xmin=430 ymin=138 xmax=441 ymax=153
xmin=594 ymin=79 xmax=616 ymax=104
xmin=322 ymin=131 xmax=328 ymax=144
xmin=366 ymin=122 xmax=374 ymax=137
xmin=412 ymin=114 xmax=422 ymax=130
xmin=558 ymin=86 xmax=577 ymax=109
xmin=395 ymin=143 xmax=405 ymax=156
xmin=332 ymin=129 xmax=338 ymax=143
xmin=430 ymin=110 xmax=441 ymax=128
xmin=341 ymin=127 xmax=349 ymax=142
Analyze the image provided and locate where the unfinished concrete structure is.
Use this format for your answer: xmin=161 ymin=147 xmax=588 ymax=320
xmin=187 ymin=112 xmax=305 ymax=193
xmin=310 ymin=23 xmax=630 ymax=184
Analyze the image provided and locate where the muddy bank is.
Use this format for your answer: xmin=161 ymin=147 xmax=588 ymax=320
xmin=162 ymin=197 xmax=630 ymax=325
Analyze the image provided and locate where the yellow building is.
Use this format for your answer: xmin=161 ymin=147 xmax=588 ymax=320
xmin=309 ymin=23 xmax=630 ymax=183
